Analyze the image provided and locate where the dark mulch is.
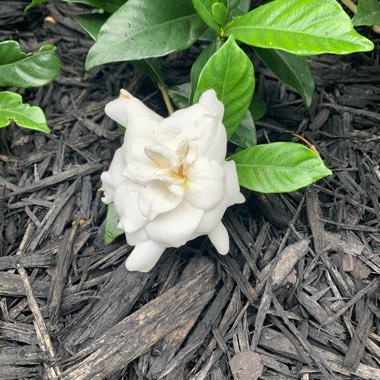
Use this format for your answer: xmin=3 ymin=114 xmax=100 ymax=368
xmin=1 ymin=2 xmax=380 ymax=380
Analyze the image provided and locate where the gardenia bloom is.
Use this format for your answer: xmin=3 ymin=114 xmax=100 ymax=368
xmin=101 ymin=89 xmax=245 ymax=272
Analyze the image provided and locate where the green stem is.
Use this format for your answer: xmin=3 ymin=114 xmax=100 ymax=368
xmin=340 ymin=0 xmax=357 ymax=13
xmin=158 ymin=84 xmax=174 ymax=115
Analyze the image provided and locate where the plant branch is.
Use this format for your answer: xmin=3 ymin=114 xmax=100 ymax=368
xmin=158 ymin=84 xmax=174 ymax=115
xmin=340 ymin=0 xmax=357 ymax=13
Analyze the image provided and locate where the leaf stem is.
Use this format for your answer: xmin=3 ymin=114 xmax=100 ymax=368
xmin=339 ymin=0 xmax=357 ymax=13
xmin=158 ymin=84 xmax=174 ymax=115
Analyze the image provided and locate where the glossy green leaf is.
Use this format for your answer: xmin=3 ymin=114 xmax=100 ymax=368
xmin=352 ymin=0 xmax=380 ymax=26
xmin=0 ymin=41 xmax=60 ymax=88
xmin=133 ymin=59 xmax=165 ymax=86
xmin=74 ymin=13 xmax=109 ymax=40
xmin=168 ymin=82 xmax=191 ymax=109
xmin=0 ymin=91 xmax=50 ymax=133
xmin=190 ymin=40 xmax=218 ymax=102
xmin=224 ymin=0 xmax=374 ymax=55
xmin=212 ymin=3 xmax=228 ymax=26
xmin=250 ymin=94 xmax=267 ymax=121
xmin=104 ymin=203 xmax=124 ymax=244
xmin=230 ymin=110 xmax=256 ymax=148
xmin=194 ymin=36 xmax=255 ymax=138
xmin=254 ymin=47 xmax=315 ymax=107
xmin=192 ymin=0 xmax=220 ymax=31
xmin=86 ymin=0 xmax=206 ymax=69
xmin=229 ymin=142 xmax=332 ymax=193
xmin=74 ymin=13 xmax=165 ymax=85
xmin=26 ymin=0 xmax=126 ymax=13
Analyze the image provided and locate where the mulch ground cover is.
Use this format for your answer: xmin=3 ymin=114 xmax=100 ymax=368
xmin=1 ymin=2 xmax=380 ymax=379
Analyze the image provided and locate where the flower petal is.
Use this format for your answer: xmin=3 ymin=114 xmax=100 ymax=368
xmin=199 ymin=89 xmax=224 ymax=122
xmin=193 ymin=115 xmax=227 ymax=162
xmin=105 ymin=89 xmax=162 ymax=129
xmin=208 ymin=222 xmax=229 ymax=255
xmin=100 ymin=148 xmax=126 ymax=204
xmin=146 ymin=201 xmax=204 ymax=247
xmin=186 ymin=159 xmax=225 ymax=210
xmin=224 ymin=161 xmax=245 ymax=206
xmin=125 ymin=240 xmax=165 ymax=272
xmin=195 ymin=196 xmax=228 ymax=234
xmin=114 ymin=186 xmax=147 ymax=233
xmin=139 ymin=181 xmax=184 ymax=220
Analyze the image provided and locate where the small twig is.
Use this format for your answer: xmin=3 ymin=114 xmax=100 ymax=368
xmin=16 ymin=262 xmax=61 ymax=379
xmin=340 ymin=0 xmax=357 ymax=13
xmin=158 ymin=83 xmax=174 ymax=115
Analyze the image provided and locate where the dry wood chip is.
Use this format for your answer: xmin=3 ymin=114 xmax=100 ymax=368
xmin=0 ymin=253 xmax=54 ymax=270
xmin=62 ymin=259 xmax=216 ymax=380
xmin=62 ymin=262 xmax=148 ymax=348
xmin=0 ymin=321 xmax=37 ymax=345
xmin=230 ymin=351 xmax=264 ymax=380
xmin=147 ymin=257 xmax=220 ymax=379
xmin=0 ymin=345 xmax=47 ymax=366
xmin=343 ymin=304 xmax=373 ymax=370
xmin=270 ymin=239 xmax=309 ymax=287
xmin=2 ymin=162 xmax=103 ymax=199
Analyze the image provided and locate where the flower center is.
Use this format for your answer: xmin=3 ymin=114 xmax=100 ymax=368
xmin=144 ymin=138 xmax=189 ymax=182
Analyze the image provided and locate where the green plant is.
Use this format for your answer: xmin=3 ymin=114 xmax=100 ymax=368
xmin=27 ymin=0 xmax=374 ymax=247
xmin=0 ymin=40 xmax=61 ymax=133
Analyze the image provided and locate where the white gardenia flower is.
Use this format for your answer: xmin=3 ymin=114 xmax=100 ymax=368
xmin=101 ymin=89 xmax=245 ymax=272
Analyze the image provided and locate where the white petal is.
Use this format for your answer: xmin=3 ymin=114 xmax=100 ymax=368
xmin=125 ymin=228 xmax=149 ymax=246
xmin=195 ymin=195 xmax=228 ymax=234
xmin=186 ymin=159 xmax=225 ymax=210
xmin=144 ymin=143 xmax=178 ymax=168
xmin=146 ymin=201 xmax=204 ymax=247
xmin=100 ymin=148 xmax=126 ymax=204
xmin=139 ymin=181 xmax=184 ymax=220
xmin=125 ymin=240 xmax=165 ymax=272
xmin=156 ymin=103 xmax=208 ymax=139
xmin=224 ymin=161 xmax=245 ymax=206
xmin=193 ymin=115 xmax=227 ymax=162
xmin=208 ymin=222 xmax=229 ymax=255
xmin=123 ymin=139 xmax=159 ymax=183
xmin=114 ymin=186 xmax=147 ymax=233
xmin=105 ymin=90 xmax=162 ymax=128
xmin=199 ymin=89 xmax=224 ymax=122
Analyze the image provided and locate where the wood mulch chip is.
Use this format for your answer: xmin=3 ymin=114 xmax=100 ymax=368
xmin=1 ymin=2 xmax=379 ymax=379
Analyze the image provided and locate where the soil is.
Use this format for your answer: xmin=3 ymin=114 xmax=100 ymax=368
xmin=1 ymin=2 xmax=380 ymax=380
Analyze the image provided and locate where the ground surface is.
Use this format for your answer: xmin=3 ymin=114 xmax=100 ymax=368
xmin=1 ymin=2 xmax=380 ymax=380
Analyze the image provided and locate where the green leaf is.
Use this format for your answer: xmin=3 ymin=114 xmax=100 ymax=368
xmin=224 ymin=0 xmax=374 ymax=55
xmin=190 ymin=40 xmax=218 ymax=102
xmin=26 ymin=0 xmax=126 ymax=13
xmin=254 ymin=47 xmax=315 ymax=107
xmin=74 ymin=13 xmax=109 ymax=40
xmin=104 ymin=203 xmax=124 ymax=245
xmin=0 ymin=91 xmax=50 ymax=133
xmin=74 ymin=13 xmax=165 ymax=85
xmin=212 ymin=3 xmax=228 ymax=26
xmin=229 ymin=142 xmax=332 ymax=193
xmin=229 ymin=0 xmax=251 ymax=17
xmin=250 ymin=94 xmax=267 ymax=121
xmin=352 ymin=0 xmax=380 ymax=26
xmin=86 ymin=0 xmax=206 ymax=69
xmin=194 ymin=36 xmax=255 ymax=138
xmin=133 ymin=59 xmax=165 ymax=86
xmin=0 ymin=41 xmax=60 ymax=88
xmin=192 ymin=0 xmax=220 ymax=31
xmin=230 ymin=110 xmax=256 ymax=148
xmin=168 ymin=82 xmax=191 ymax=109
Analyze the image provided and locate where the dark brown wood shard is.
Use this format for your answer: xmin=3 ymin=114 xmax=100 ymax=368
xmin=62 ymin=261 xmax=149 ymax=349
xmin=62 ymin=258 xmax=216 ymax=379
